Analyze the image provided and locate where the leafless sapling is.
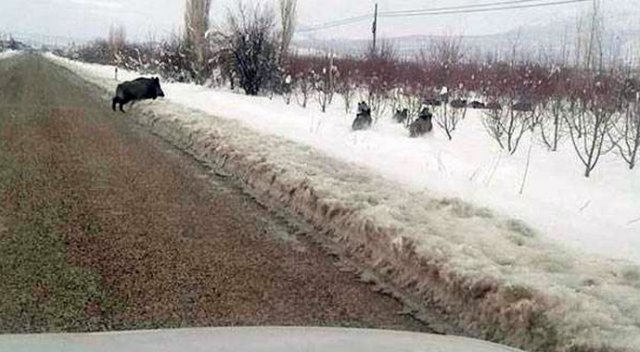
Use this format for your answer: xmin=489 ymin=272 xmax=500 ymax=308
xmin=564 ymin=93 xmax=618 ymax=177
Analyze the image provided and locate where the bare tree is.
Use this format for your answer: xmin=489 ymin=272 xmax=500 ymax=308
xmin=427 ymin=35 xmax=464 ymax=65
xmin=295 ymin=70 xmax=313 ymax=108
xmin=184 ymin=0 xmax=212 ymax=83
xmin=361 ymin=83 xmax=389 ymax=123
xmin=156 ymin=33 xmax=201 ymax=83
xmin=610 ymin=97 xmax=640 ymax=169
xmin=71 ymin=39 xmax=111 ymax=65
xmin=564 ymin=95 xmax=618 ymax=178
xmin=575 ymin=0 xmax=605 ymax=70
xmin=422 ymin=35 xmax=464 ymax=88
xmin=418 ymin=34 xmax=467 ymax=140
xmin=482 ymin=96 xmax=537 ymax=155
xmin=393 ymin=86 xmax=425 ymax=127
xmin=433 ymin=90 xmax=467 ymax=141
xmin=108 ymin=25 xmax=126 ymax=66
xmin=211 ymin=2 xmax=280 ymax=96
xmin=586 ymin=0 xmax=605 ymax=71
xmin=336 ymin=70 xmax=356 ymax=114
xmin=278 ymin=0 xmax=297 ymax=64
xmin=361 ymin=40 xmax=395 ymax=120
xmin=575 ymin=13 xmax=584 ymax=68
xmin=314 ymin=55 xmax=337 ymax=113
xmin=539 ymin=97 xmax=567 ymax=151
xmin=366 ymin=39 xmax=396 ymax=61
xmin=539 ymin=68 xmax=568 ymax=152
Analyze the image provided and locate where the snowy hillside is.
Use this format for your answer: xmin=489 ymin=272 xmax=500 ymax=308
xmin=46 ymin=53 xmax=640 ymax=350
xmin=296 ymin=0 xmax=640 ymax=61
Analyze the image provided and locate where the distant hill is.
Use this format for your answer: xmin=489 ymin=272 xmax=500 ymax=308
xmin=293 ymin=7 xmax=640 ymax=64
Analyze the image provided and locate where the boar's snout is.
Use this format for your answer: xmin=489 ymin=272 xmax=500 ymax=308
xmin=153 ymin=77 xmax=165 ymax=98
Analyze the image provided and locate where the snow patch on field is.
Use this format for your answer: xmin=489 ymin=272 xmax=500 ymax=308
xmin=46 ymin=53 xmax=640 ymax=350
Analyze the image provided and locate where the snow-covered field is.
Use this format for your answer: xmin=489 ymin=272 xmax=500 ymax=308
xmin=46 ymin=53 xmax=640 ymax=349
xmin=53 ymin=56 xmax=640 ymax=266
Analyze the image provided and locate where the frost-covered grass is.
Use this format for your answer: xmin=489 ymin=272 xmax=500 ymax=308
xmin=46 ymin=53 xmax=640 ymax=350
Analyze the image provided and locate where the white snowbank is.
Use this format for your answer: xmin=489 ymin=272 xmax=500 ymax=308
xmin=0 ymin=50 xmax=18 ymax=60
xmin=46 ymin=54 xmax=640 ymax=350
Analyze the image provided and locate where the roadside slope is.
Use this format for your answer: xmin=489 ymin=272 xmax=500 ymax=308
xmin=46 ymin=53 xmax=640 ymax=352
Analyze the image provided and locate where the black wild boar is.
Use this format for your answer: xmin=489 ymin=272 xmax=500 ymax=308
xmin=409 ymin=107 xmax=433 ymax=137
xmin=450 ymin=99 xmax=467 ymax=108
xmin=622 ymin=78 xmax=639 ymax=101
xmin=485 ymin=101 xmax=502 ymax=110
xmin=512 ymin=100 xmax=533 ymax=112
xmin=352 ymin=101 xmax=373 ymax=131
xmin=112 ymin=77 xmax=165 ymax=112
xmin=423 ymin=98 xmax=442 ymax=107
xmin=393 ymin=108 xmax=409 ymax=124
xmin=470 ymin=100 xmax=486 ymax=109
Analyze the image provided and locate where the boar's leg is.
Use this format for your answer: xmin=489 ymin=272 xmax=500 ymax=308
xmin=112 ymin=97 xmax=119 ymax=112
xmin=117 ymin=96 xmax=132 ymax=113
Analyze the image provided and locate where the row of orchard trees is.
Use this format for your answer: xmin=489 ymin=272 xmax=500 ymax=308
xmin=60 ymin=0 xmax=639 ymax=178
xmin=277 ymin=0 xmax=639 ymax=178
xmin=281 ymin=39 xmax=638 ymax=176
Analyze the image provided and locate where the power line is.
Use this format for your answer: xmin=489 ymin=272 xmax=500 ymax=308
xmin=381 ymin=0 xmax=590 ymax=18
xmin=297 ymin=15 xmax=371 ymax=33
xmin=296 ymin=0 xmax=589 ymax=33
xmin=381 ymin=0 xmax=570 ymax=16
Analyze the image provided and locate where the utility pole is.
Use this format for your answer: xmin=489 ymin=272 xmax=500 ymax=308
xmin=372 ymin=3 xmax=378 ymax=55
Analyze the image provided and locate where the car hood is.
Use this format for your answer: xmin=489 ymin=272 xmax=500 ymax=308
xmin=0 ymin=327 xmax=523 ymax=352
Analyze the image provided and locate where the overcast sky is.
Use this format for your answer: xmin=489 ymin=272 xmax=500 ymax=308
xmin=0 ymin=0 xmax=638 ymax=43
